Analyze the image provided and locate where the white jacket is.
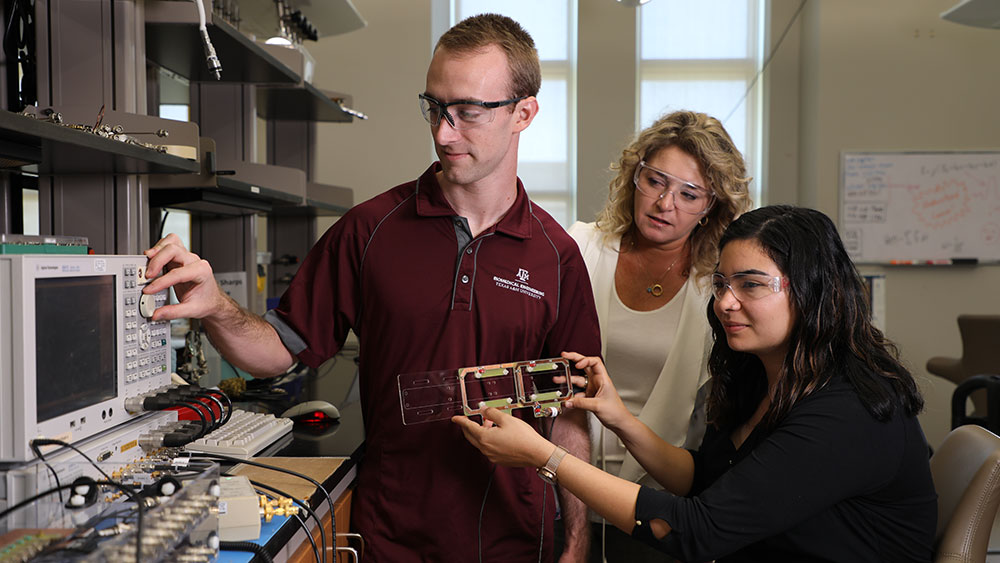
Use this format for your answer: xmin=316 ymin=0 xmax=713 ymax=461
xmin=569 ymin=221 xmax=711 ymax=484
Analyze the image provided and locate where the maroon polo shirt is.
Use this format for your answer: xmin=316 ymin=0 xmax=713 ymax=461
xmin=266 ymin=162 xmax=601 ymax=562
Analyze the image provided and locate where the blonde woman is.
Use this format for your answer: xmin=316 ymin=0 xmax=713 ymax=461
xmin=567 ymin=110 xmax=751 ymax=561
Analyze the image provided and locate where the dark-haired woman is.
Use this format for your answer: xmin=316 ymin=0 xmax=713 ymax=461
xmin=454 ymin=205 xmax=936 ymax=562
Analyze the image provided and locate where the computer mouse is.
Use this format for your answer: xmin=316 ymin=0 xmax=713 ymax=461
xmin=281 ymin=400 xmax=340 ymax=423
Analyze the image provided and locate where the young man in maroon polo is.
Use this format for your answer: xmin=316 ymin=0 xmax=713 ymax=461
xmin=144 ymin=14 xmax=600 ymax=562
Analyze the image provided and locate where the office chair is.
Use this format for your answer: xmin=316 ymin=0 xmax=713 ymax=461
xmin=953 ymin=375 xmax=1000 ymax=432
xmin=930 ymin=424 xmax=1000 ymax=563
xmin=927 ymin=315 xmax=1000 ymax=419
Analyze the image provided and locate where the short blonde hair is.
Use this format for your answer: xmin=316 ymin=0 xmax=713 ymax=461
xmin=595 ymin=110 xmax=753 ymax=281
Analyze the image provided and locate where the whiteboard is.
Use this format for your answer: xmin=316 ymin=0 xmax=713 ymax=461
xmin=839 ymin=151 xmax=1000 ymax=264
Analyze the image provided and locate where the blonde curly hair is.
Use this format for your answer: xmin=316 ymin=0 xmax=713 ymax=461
xmin=595 ymin=110 xmax=753 ymax=281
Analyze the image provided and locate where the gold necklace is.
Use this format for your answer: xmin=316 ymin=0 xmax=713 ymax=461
xmin=630 ymin=240 xmax=682 ymax=298
xmin=642 ymin=255 xmax=680 ymax=297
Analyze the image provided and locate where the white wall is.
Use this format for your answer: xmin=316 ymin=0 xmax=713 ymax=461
xmin=309 ymin=0 xmax=434 ymax=208
xmin=577 ymin=1 xmax=637 ymax=222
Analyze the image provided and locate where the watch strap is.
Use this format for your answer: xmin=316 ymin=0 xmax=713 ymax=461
xmin=537 ymin=445 xmax=568 ymax=484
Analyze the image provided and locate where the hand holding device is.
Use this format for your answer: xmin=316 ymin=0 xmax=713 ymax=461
xmin=561 ymin=352 xmax=632 ymax=432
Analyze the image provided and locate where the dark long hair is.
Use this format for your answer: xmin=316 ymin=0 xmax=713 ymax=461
xmin=706 ymin=205 xmax=924 ymax=430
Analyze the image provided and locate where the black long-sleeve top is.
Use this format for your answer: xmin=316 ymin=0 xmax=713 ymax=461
xmin=630 ymin=373 xmax=937 ymax=562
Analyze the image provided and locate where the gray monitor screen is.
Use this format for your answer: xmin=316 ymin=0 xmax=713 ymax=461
xmin=35 ymin=276 xmax=117 ymax=422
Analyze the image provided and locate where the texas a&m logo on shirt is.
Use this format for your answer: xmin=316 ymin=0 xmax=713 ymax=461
xmin=494 ymin=267 xmax=545 ymax=300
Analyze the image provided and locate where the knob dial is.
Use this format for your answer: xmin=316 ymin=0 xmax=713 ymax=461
xmin=138 ymin=294 xmax=157 ymax=319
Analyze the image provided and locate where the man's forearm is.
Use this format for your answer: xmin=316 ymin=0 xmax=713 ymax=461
xmin=551 ymin=408 xmax=591 ymax=560
xmin=201 ymin=293 xmax=295 ymax=377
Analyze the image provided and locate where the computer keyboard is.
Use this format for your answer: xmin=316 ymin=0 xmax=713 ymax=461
xmin=184 ymin=409 xmax=294 ymax=459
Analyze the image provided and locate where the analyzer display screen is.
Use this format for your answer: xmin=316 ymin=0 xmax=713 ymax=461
xmin=35 ymin=276 xmax=117 ymax=422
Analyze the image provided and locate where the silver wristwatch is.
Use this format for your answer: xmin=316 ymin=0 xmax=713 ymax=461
xmin=537 ymin=446 xmax=568 ymax=485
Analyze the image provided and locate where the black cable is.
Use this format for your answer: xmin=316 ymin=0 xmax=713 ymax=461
xmin=170 ymin=470 xmax=215 ymax=481
xmin=723 ymin=0 xmax=808 ymax=125
xmin=536 ymin=417 xmax=555 ymax=563
xmin=474 ymin=413 xmax=556 ymax=563
xmin=136 ymin=393 xmax=215 ymax=436
xmin=0 ymin=482 xmax=76 ymax=521
xmin=195 ymin=395 xmax=221 ymax=431
xmin=170 ymin=400 xmax=209 ymax=437
xmin=29 ymin=441 xmax=65 ymax=503
xmin=292 ymin=513 xmax=322 ymax=563
xmin=32 ymin=507 xmax=138 ymax=559
xmin=189 ymin=452 xmax=336 ymax=556
xmin=160 ymin=422 xmax=203 ymax=448
xmin=42 ymin=504 xmax=145 ymax=556
xmin=478 ymin=465 xmax=496 ymax=563
xmin=210 ymin=389 xmax=234 ymax=425
xmin=77 ymin=505 xmax=142 ymax=530
xmin=183 ymin=388 xmax=227 ymax=424
xmin=190 ymin=391 xmax=226 ymax=429
xmin=538 ymin=475 xmax=547 ymax=563
xmin=220 ymin=541 xmax=272 ymax=562
xmin=173 ymin=391 xmax=221 ymax=431
xmin=251 ymin=480 xmax=324 ymax=563
xmin=171 ymin=459 xmax=217 ymax=471
xmin=93 ymin=480 xmax=145 ymax=563
xmin=29 ymin=439 xmax=116 ymax=484
xmin=238 ymin=388 xmax=292 ymax=402
xmin=157 ymin=210 xmax=170 ymax=241
xmin=249 ymin=480 xmax=324 ymax=563
xmin=0 ymin=480 xmax=144 ymax=563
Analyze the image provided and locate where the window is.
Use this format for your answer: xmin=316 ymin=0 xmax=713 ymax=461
xmin=433 ymin=1 xmax=764 ymax=221
xmin=445 ymin=0 xmax=577 ymax=226
xmin=638 ymin=0 xmax=764 ymax=203
xmin=156 ymin=67 xmax=191 ymax=122
xmin=158 ymin=209 xmax=192 ymax=251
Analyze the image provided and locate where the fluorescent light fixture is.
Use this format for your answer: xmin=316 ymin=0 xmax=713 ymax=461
xmin=265 ymin=36 xmax=293 ymax=46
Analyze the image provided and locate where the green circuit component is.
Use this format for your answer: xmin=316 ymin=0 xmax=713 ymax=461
xmin=480 ymin=398 xmax=513 ymax=408
xmin=526 ymin=362 xmax=558 ymax=372
xmin=530 ymin=391 xmax=562 ymax=402
xmin=0 ymin=532 xmax=66 ymax=561
xmin=476 ymin=367 xmax=508 ymax=378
